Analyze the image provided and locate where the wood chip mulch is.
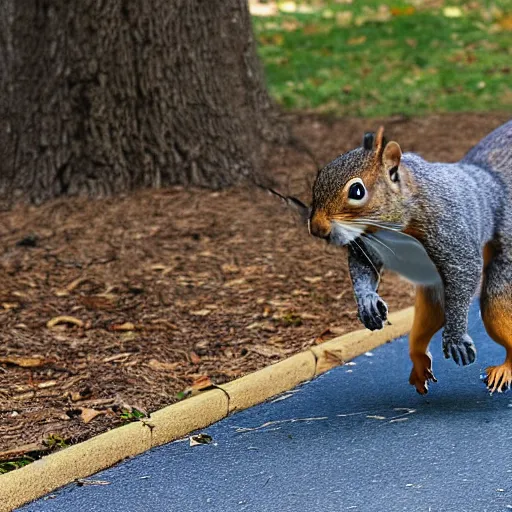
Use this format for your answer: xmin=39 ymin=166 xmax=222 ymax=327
xmin=0 ymin=111 xmax=509 ymax=460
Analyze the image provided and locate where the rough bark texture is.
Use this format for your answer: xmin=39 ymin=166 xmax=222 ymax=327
xmin=0 ymin=0 xmax=282 ymax=203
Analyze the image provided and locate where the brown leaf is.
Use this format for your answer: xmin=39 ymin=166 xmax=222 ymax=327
xmin=347 ymin=35 xmax=367 ymax=46
xmin=80 ymin=408 xmax=105 ymax=424
xmin=191 ymin=375 xmax=213 ymax=391
xmin=147 ymin=359 xmax=180 ymax=372
xmin=102 ymin=352 xmax=133 ymax=363
xmin=303 ymin=276 xmax=322 ymax=283
xmin=314 ymin=327 xmax=346 ymax=344
xmin=189 ymin=433 xmax=213 ymax=446
xmin=0 ymin=356 xmax=52 ymax=368
xmin=189 ymin=309 xmax=211 ymax=317
xmin=47 ymin=316 xmax=84 ymax=329
xmin=391 ymin=6 xmax=415 ymax=16
xmin=37 ymin=380 xmax=57 ymax=389
xmin=2 ymin=302 xmax=19 ymax=310
xmin=111 ymin=322 xmax=136 ymax=331
xmin=189 ymin=351 xmax=201 ymax=364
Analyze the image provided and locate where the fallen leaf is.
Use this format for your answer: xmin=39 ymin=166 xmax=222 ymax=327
xmin=251 ymin=345 xmax=286 ymax=358
xmin=80 ymin=408 xmax=105 ymax=424
xmin=303 ymin=276 xmax=322 ymax=283
xmin=347 ymin=35 xmax=367 ymax=46
xmin=2 ymin=302 xmax=19 ymax=310
xmin=111 ymin=322 xmax=136 ymax=331
xmin=102 ymin=353 xmax=133 ymax=363
xmin=336 ymin=11 xmax=353 ymax=26
xmin=191 ymin=375 xmax=213 ymax=391
xmin=391 ymin=6 xmax=415 ymax=16
xmin=37 ymin=380 xmax=57 ymax=389
xmin=0 ymin=356 xmax=52 ymax=368
xmin=223 ymin=278 xmax=246 ymax=288
xmin=189 ymin=351 xmax=201 ymax=364
xmin=189 ymin=433 xmax=213 ymax=446
xmin=279 ymin=1 xmax=296 ymax=13
xmin=443 ymin=6 xmax=462 ymax=18
xmin=147 ymin=359 xmax=180 ymax=372
xmin=221 ymin=263 xmax=239 ymax=273
xmin=47 ymin=316 xmax=84 ymax=329
xmin=189 ymin=309 xmax=211 ymax=316
xmin=498 ymin=14 xmax=512 ymax=30
xmin=76 ymin=479 xmax=110 ymax=486
xmin=65 ymin=276 xmax=90 ymax=292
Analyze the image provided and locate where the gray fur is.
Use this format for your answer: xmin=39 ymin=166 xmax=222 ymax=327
xmin=345 ymin=120 xmax=512 ymax=365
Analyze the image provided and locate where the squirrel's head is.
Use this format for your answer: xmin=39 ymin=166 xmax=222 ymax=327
xmin=309 ymin=127 xmax=409 ymax=246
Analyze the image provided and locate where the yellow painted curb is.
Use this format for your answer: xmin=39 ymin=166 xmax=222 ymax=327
xmin=311 ymin=307 xmax=414 ymax=374
xmin=0 ymin=306 xmax=414 ymax=511
xmin=220 ymin=351 xmax=317 ymax=413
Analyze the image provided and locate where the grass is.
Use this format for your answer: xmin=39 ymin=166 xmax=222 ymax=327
xmin=251 ymin=0 xmax=512 ymax=116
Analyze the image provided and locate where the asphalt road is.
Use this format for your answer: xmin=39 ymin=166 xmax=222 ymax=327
xmin=19 ymin=302 xmax=512 ymax=512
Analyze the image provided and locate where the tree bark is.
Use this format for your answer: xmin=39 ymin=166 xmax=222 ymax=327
xmin=0 ymin=0 xmax=283 ymax=204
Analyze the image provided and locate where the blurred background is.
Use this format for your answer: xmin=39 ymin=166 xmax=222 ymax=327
xmin=250 ymin=0 xmax=511 ymax=116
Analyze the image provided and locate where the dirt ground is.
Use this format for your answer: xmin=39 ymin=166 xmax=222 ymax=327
xmin=0 ymin=112 xmax=509 ymax=461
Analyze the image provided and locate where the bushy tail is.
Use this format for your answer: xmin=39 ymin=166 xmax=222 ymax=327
xmin=461 ymin=119 xmax=512 ymax=174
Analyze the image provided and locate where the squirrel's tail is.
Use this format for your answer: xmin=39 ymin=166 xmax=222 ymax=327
xmin=461 ymin=119 xmax=512 ymax=174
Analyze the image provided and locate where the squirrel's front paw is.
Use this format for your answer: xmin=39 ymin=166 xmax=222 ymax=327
xmin=357 ymin=293 xmax=388 ymax=331
xmin=442 ymin=332 xmax=476 ymax=366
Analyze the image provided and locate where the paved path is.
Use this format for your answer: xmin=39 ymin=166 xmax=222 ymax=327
xmin=20 ymin=302 xmax=512 ymax=512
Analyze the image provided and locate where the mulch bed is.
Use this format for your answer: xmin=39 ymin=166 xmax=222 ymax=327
xmin=0 ymin=112 xmax=509 ymax=461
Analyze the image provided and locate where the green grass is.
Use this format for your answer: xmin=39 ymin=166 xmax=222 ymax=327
xmin=251 ymin=0 xmax=512 ymax=116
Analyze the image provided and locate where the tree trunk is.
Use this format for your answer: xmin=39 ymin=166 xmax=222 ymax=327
xmin=0 ymin=0 xmax=283 ymax=204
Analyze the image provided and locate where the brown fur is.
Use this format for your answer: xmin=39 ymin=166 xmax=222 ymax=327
xmin=409 ymin=287 xmax=445 ymax=394
xmin=481 ymin=292 xmax=512 ymax=392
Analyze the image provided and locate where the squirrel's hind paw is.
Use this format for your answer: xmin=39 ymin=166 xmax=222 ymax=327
xmin=484 ymin=363 xmax=512 ymax=393
xmin=442 ymin=333 xmax=476 ymax=366
xmin=409 ymin=353 xmax=437 ymax=395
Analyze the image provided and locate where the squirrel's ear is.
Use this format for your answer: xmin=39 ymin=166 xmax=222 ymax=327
xmin=382 ymin=141 xmax=402 ymax=183
xmin=374 ymin=126 xmax=387 ymax=154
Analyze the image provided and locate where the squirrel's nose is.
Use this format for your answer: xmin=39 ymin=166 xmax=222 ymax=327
xmin=309 ymin=211 xmax=331 ymax=240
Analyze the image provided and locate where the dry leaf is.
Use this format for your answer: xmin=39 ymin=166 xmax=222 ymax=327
xmin=391 ymin=6 xmax=415 ymax=16
xmin=102 ymin=353 xmax=133 ymax=363
xmin=347 ymin=35 xmax=367 ymax=46
xmin=303 ymin=276 xmax=322 ymax=283
xmin=47 ymin=316 xmax=84 ymax=329
xmin=189 ymin=351 xmax=201 ymax=364
xmin=189 ymin=433 xmax=213 ymax=446
xmin=80 ymin=408 xmax=105 ymax=424
xmin=314 ymin=327 xmax=346 ymax=344
xmin=37 ymin=380 xmax=57 ymax=389
xmin=147 ymin=359 xmax=180 ymax=372
xmin=111 ymin=322 xmax=136 ymax=331
xmin=2 ymin=302 xmax=19 ymax=310
xmin=76 ymin=479 xmax=110 ymax=486
xmin=191 ymin=375 xmax=213 ymax=391
xmin=223 ymin=278 xmax=246 ymax=288
xmin=189 ymin=309 xmax=211 ymax=316
xmin=0 ymin=356 xmax=52 ymax=368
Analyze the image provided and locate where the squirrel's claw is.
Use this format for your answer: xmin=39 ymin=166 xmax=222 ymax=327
xmin=442 ymin=333 xmax=477 ymax=366
xmin=357 ymin=293 xmax=388 ymax=331
xmin=409 ymin=352 xmax=437 ymax=395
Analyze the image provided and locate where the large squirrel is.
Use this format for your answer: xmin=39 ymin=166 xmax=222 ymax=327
xmin=278 ymin=120 xmax=512 ymax=394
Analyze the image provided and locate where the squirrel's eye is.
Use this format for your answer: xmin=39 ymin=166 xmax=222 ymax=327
xmin=348 ymin=182 xmax=366 ymax=201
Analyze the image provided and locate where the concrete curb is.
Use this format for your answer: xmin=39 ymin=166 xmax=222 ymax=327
xmin=0 ymin=306 xmax=414 ymax=512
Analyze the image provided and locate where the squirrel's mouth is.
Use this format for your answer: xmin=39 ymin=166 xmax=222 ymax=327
xmin=329 ymin=221 xmax=366 ymax=247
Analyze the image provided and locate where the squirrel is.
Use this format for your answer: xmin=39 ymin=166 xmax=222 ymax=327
xmin=274 ymin=119 xmax=512 ymax=395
